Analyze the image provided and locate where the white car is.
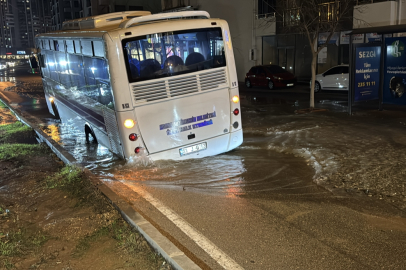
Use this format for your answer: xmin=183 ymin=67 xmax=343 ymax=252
xmin=313 ymin=65 xmax=349 ymax=92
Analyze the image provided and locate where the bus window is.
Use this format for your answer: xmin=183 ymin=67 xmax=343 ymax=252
xmin=66 ymin=40 xmax=75 ymax=54
xmin=83 ymin=56 xmax=114 ymax=108
xmin=93 ymin=41 xmax=105 ymax=58
xmin=67 ymin=54 xmax=86 ymax=90
xmin=123 ymin=27 xmax=226 ymax=83
xmin=74 ymin=40 xmax=81 ymax=54
xmin=39 ymin=53 xmax=50 ymax=78
xmin=45 ymin=51 xmax=60 ymax=82
xmin=81 ymin=40 xmax=93 ymax=56
xmin=55 ymin=51 xmax=72 ymax=87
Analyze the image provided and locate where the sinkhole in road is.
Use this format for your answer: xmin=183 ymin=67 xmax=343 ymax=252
xmin=38 ymin=115 xmax=324 ymax=198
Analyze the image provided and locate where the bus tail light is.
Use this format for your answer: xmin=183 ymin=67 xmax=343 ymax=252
xmin=134 ymin=147 xmax=142 ymax=154
xmin=124 ymin=119 xmax=135 ymax=129
xmin=232 ymin=95 xmax=239 ymax=103
xmin=129 ymin=133 xmax=138 ymax=141
xmin=233 ymin=108 xmax=239 ymax=116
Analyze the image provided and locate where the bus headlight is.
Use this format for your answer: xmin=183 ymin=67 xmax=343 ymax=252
xmin=124 ymin=119 xmax=135 ymax=129
xmin=232 ymin=95 xmax=239 ymax=103
xmin=49 ymin=96 xmax=54 ymax=102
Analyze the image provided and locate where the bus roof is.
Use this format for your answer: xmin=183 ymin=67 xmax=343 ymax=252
xmin=61 ymin=11 xmax=151 ymax=31
xmin=35 ymin=11 xmax=221 ymax=39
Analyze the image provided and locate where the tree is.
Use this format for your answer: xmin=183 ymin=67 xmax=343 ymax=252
xmin=276 ymin=0 xmax=355 ymax=108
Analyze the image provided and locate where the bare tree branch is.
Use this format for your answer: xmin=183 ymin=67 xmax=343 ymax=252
xmin=262 ymin=0 xmax=357 ymax=108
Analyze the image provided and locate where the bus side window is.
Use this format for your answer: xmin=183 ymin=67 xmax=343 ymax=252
xmin=93 ymin=41 xmax=105 ymax=58
xmin=74 ymin=40 xmax=81 ymax=54
xmin=66 ymin=40 xmax=75 ymax=54
xmin=67 ymin=53 xmax=86 ymax=91
xmin=83 ymin=56 xmax=113 ymax=108
xmin=39 ymin=53 xmax=50 ymax=78
xmin=46 ymin=50 xmax=60 ymax=82
xmin=81 ymin=40 xmax=93 ymax=56
xmin=55 ymin=51 xmax=72 ymax=88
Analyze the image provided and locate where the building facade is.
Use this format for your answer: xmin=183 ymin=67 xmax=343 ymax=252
xmin=1 ymin=0 xmax=161 ymax=59
xmin=162 ymin=0 xmax=406 ymax=82
xmin=161 ymin=0 xmax=276 ymax=82
xmin=0 ymin=0 xmax=51 ymax=57
xmin=50 ymin=0 xmax=162 ymax=30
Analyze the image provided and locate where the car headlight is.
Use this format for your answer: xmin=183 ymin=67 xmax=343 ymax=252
xmin=273 ymin=76 xmax=282 ymax=80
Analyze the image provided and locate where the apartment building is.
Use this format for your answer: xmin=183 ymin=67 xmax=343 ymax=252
xmin=50 ymin=0 xmax=162 ymax=30
xmin=0 ymin=0 xmax=51 ymax=56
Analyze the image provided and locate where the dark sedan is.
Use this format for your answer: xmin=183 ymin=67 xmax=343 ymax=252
xmin=245 ymin=65 xmax=296 ymax=90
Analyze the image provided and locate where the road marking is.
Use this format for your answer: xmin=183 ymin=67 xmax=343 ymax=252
xmin=123 ymin=181 xmax=245 ymax=270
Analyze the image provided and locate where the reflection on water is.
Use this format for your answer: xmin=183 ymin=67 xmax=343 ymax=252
xmin=40 ymin=118 xmax=120 ymax=170
xmin=108 ymin=154 xmax=246 ymax=197
xmin=42 ymin=124 xmax=60 ymax=143
xmin=38 ymin=110 xmax=323 ymax=198
xmin=96 ymin=148 xmax=324 ymax=198
xmin=0 ymin=76 xmax=16 ymax=82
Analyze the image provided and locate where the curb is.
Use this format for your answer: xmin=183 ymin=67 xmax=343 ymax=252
xmin=0 ymin=94 xmax=201 ymax=270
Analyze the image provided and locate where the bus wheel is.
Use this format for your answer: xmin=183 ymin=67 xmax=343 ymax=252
xmin=85 ymin=125 xmax=98 ymax=144
xmin=51 ymin=102 xmax=60 ymax=119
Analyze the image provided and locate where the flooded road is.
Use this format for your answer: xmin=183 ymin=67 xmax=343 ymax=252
xmin=3 ymin=69 xmax=406 ymax=270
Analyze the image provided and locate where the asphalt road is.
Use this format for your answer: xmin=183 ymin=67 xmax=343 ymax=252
xmin=2 ymin=68 xmax=406 ymax=270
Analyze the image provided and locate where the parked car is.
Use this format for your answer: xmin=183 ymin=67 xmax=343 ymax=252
xmin=313 ymin=65 xmax=349 ymax=93
xmin=245 ymin=65 xmax=296 ymax=90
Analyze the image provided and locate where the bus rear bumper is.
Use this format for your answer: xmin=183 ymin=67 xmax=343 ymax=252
xmin=147 ymin=129 xmax=243 ymax=161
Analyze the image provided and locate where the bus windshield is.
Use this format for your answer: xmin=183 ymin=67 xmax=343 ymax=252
xmin=122 ymin=27 xmax=226 ymax=83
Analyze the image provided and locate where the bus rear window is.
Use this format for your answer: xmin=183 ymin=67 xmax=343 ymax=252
xmin=122 ymin=27 xmax=226 ymax=83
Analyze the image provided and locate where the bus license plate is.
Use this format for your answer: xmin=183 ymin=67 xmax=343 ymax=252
xmin=179 ymin=142 xmax=207 ymax=156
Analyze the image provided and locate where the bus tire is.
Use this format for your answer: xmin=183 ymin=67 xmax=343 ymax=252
xmin=51 ymin=102 xmax=60 ymax=120
xmin=85 ymin=125 xmax=98 ymax=144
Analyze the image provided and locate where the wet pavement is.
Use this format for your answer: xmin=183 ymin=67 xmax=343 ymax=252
xmin=2 ymin=66 xmax=406 ymax=269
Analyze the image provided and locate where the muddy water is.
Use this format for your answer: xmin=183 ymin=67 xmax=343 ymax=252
xmin=35 ymin=105 xmax=324 ymax=198
xmin=1 ymin=70 xmax=321 ymax=198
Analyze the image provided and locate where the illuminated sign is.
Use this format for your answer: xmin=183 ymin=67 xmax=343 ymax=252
xmin=17 ymin=51 xmax=26 ymax=54
xmin=6 ymin=53 xmax=12 ymax=55
xmin=354 ymin=46 xmax=380 ymax=102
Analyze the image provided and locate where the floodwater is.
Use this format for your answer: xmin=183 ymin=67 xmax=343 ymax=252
xmin=38 ymin=115 xmax=323 ymax=198
xmin=1 ymin=68 xmax=326 ymax=198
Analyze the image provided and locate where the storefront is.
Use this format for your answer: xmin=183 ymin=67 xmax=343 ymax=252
xmin=0 ymin=48 xmax=31 ymax=60
xmin=262 ymin=33 xmax=350 ymax=82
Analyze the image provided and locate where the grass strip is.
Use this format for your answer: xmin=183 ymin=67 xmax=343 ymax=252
xmin=0 ymin=143 xmax=46 ymax=160
xmin=0 ymin=121 xmax=33 ymax=142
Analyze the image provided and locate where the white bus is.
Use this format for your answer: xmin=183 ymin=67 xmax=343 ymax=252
xmin=35 ymin=10 xmax=243 ymax=160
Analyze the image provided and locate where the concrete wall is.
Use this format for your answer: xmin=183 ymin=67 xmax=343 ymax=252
xmin=353 ymin=1 xmax=398 ymax=28
xmin=189 ymin=0 xmax=275 ymax=81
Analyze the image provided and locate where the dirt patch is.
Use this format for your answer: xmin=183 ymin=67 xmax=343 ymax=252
xmin=0 ymin=104 xmax=171 ymax=270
